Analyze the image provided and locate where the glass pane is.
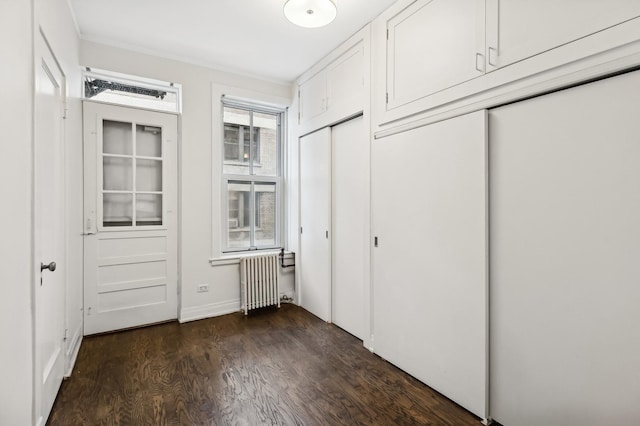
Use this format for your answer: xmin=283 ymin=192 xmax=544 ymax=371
xmin=223 ymin=107 xmax=251 ymax=175
xmin=103 ymin=157 xmax=132 ymax=191
xmin=136 ymin=159 xmax=162 ymax=192
xmin=103 ymin=120 xmax=132 ymax=155
xmin=253 ymin=112 xmax=278 ymax=177
xmin=223 ymin=124 xmax=240 ymax=161
xmin=255 ymin=182 xmax=276 ymax=247
xmin=227 ymin=181 xmax=251 ymax=249
xmin=136 ymin=124 xmax=162 ymax=157
xmin=103 ymin=193 xmax=133 ymax=227
xmin=136 ymin=194 xmax=162 ymax=226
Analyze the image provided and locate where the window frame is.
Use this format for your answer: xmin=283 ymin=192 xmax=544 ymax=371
xmin=221 ymin=97 xmax=285 ymax=253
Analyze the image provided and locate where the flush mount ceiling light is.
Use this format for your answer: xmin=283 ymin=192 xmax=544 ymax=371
xmin=284 ymin=0 xmax=337 ymax=28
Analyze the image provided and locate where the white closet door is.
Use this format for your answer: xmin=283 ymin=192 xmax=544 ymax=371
xmin=371 ymin=110 xmax=488 ymax=420
xmin=299 ymin=128 xmax=331 ymax=322
xmin=332 ymin=116 xmax=366 ymax=340
xmin=490 ymin=70 xmax=640 ymax=426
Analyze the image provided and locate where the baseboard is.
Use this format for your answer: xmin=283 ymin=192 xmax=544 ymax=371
xmin=65 ymin=327 xmax=82 ymax=377
xmin=179 ymin=298 xmax=241 ymax=323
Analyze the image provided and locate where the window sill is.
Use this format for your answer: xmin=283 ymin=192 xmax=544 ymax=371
xmin=209 ymin=250 xmax=294 ymax=268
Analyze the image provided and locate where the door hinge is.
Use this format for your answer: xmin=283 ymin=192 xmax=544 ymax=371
xmin=374 ymin=236 xmax=379 ymax=247
xmin=325 ymin=230 xmax=329 ymax=239
xmin=386 ymin=29 xmax=389 ymax=40
xmin=386 ymin=93 xmax=389 ymax=104
xmin=300 ymin=226 xmax=303 ymax=235
xmin=63 ymin=328 xmax=68 ymax=341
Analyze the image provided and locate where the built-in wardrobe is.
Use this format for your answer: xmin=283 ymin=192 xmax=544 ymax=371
xmin=299 ymin=115 xmax=368 ymax=341
xmin=295 ymin=0 xmax=640 ymax=423
xmin=369 ymin=70 xmax=640 ymax=425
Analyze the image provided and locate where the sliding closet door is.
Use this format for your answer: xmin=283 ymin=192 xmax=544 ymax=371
xmin=332 ymin=116 xmax=366 ymax=340
xmin=490 ymin=70 xmax=640 ymax=425
xmin=371 ymin=110 xmax=488 ymax=420
xmin=299 ymin=128 xmax=331 ymax=322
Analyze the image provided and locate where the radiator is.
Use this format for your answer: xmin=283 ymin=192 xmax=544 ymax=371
xmin=241 ymin=254 xmax=280 ymax=314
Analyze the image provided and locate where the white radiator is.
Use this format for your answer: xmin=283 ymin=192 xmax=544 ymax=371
xmin=241 ymin=254 xmax=280 ymax=314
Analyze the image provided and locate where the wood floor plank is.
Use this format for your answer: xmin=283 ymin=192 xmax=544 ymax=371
xmin=47 ymin=304 xmax=480 ymax=425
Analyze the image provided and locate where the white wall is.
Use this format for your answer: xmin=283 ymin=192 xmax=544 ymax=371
xmin=0 ymin=0 xmax=81 ymax=423
xmin=79 ymin=42 xmax=294 ymax=320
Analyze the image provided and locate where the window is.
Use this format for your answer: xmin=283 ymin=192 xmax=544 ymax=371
xmin=83 ymin=68 xmax=181 ymax=113
xmin=222 ymin=98 xmax=284 ymax=252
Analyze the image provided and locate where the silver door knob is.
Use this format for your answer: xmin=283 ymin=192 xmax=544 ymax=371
xmin=41 ymin=261 xmax=56 ymax=272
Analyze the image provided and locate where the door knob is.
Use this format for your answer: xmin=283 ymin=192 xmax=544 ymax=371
xmin=41 ymin=261 xmax=56 ymax=272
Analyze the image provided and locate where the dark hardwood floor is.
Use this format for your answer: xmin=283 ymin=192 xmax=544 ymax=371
xmin=48 ymin=304 xmax=481 ymax=425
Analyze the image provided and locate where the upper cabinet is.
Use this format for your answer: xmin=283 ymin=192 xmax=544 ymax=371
xmin=373 ymin=0 xmax=640 ymax=129
xmin=297 ymin=31 xmax=367 ymax=134
xmin=386 ymin=0 xmax=485 ymax=110
xmin=485 ymin=0 xmax=640 ymax=71
xmin=299 ymin=71 xmax=327 ymax=123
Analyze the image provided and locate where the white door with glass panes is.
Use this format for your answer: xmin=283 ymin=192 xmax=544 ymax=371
xmin=83 ymin=101 xmax=178 ymax=335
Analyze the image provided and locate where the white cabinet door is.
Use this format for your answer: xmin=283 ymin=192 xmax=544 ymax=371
xmin=490 ymin=69 xmax=640 ymax=426
xmin=299 ymin=71 xmax=327 ymax=124
xmin=299 ymin=128 xmax=332 ymax=322
xmin=298 ymin=40 xmax=365 ymax=131
xmin=386 ymin=0 xmax=485 ymax=110
xmin=326 ymin=42 xmax=364 ymax=112
xmin=331 ymin=116 xmax=367 ymax=340
xmin=486 ymin=0 xmax=640 ymax=70
xmin=371 ymin=110 xmax=488 ymax=420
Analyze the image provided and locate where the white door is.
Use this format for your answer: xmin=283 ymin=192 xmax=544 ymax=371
xmin=331 ymin=116 xmax=366 ymax=340
xmin=371 ymin=110 xmax=488 ymax=420
xmin=34 ymin=32 xmax=66 ymax=426
xmin=299 ymin=128 xmax=331 ymax=322
xmin=490 ymin=70 xmax=640 ymax=426
xmin=83 ymin=102 xmax=178 ymax=335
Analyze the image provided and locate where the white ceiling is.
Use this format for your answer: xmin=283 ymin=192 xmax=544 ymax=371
xmin=68 ymin=0 xmax=398 ymax=84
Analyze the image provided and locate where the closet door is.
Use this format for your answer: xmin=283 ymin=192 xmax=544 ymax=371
xmin=299 ymin=128 xmax=331 ymax=321
xmin=332 ymin=116 xmax=366 ymax=340
xmin=490 ymin=70 xmax=640 ymax=426
xmin=371 ymin=110 xmax=488 ymax=420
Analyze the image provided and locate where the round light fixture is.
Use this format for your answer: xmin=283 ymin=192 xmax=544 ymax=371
xmin=284 ymin=0 xmax=337 ymax=28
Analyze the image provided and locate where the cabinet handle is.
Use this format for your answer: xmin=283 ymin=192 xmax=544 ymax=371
xmin=488 ymin=47 xmax=498 ymax=67
xmin=475 ymin=53 xmax=485 ymax=73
